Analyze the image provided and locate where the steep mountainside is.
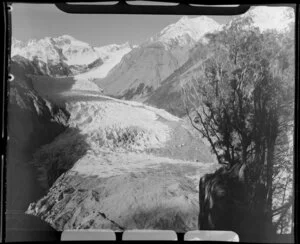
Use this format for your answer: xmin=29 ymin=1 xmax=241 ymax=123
xmin=96 ymin=16 xmax=221 ymax=100
xmin=97 ymin=43 xmax=180 ymax=100
xmin=6 ymin=61 xmax=69 ymax=240
xmin=8 ymin=60 xmax=69 ymax=162
xmin=149 ymin=15 xmax=221 ymax=65
xmin=145 ymin=6 xmax=295 ymax=117
xmin=145 ymin=42 xmax=208 ymax=117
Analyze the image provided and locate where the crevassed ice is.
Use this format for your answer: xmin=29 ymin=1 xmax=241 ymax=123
xmin=65 ymin=100 xmax=172 ymax=150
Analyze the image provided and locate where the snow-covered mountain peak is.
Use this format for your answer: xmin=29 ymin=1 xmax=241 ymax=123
xmin=57 ymin=34 xmax=75 ymax=40
xmin=177 ymin=15 xmax=216 ymax=26
xmin=151 ymin=15 xmax=222 ymax=48
xmin=95 ymin=42 xmax=133 ymax=59
xmin=177 ymin=15 xmax=189 ymax=22
xmin=26 ymin=38 xmax=38 ymax=45
xmin=245 ymin=6 xmax=294 ymax=32
xmin=11 ymin=35 xmax=100 ymax=67
xmin=53 ymin=35 xmax=92 ymax=48
xmin=11 ymin=37 xmax=60 ymax=64
xmin=12 ymin=37 xmax=25 ymax=48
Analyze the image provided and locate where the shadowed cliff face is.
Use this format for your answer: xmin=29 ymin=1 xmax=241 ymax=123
xmin=7 ymin=60 xmax=71 ymax=156
xmin=5 ymin=61 xmax=70 ymax=241
xmin=198 ymin=164 xmax=277 ymax=242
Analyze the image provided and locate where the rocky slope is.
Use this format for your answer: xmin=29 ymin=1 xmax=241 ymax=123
xmin=97 ymin=43 xmax=180 ymax=100
xmin=27 ymin=160 xmax=218 ymax=232
xmin=145 ymin=42 xmax=208 ymax=117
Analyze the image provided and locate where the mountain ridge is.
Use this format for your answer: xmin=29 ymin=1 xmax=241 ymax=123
xmin=11 ymin=6 xmax=294 ymax=101
xmin=11 ymin=35 xmax=133 ymax=78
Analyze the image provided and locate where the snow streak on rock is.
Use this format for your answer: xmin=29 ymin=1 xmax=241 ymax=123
xmin=76 ymin=43 xmax=134 ymax=80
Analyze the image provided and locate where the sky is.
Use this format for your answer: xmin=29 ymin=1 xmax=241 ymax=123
xmin=12 ymin=3 xmax=236 ymax=47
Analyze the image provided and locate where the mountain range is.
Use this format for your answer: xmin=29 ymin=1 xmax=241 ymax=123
xmin=8 ymin=6 xmax=294 ymax=233
xmin=12 ymin=6 xmax=294 ymax=108
xmin=11 ymin=35 xmax=133 ymax=77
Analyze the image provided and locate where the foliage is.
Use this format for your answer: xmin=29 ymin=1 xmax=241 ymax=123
xmin=183 ymin=15 xmax=294 ymax=233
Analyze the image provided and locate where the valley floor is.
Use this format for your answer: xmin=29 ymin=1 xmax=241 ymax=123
xmin=26 ymin=75 xmax=217 ymax=231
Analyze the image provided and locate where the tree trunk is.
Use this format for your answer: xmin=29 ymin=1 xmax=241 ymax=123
xmin=266 ymin=139 xmax=275 ymax=221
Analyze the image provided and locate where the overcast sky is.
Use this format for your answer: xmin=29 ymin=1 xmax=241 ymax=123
xmin=12 ymin=3 xmax=237 ymax=47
